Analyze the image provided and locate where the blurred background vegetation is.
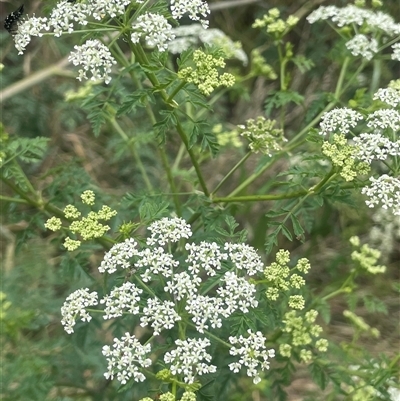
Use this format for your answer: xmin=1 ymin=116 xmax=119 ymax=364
xmin=1 ymin=0 xmax=399 ymax=400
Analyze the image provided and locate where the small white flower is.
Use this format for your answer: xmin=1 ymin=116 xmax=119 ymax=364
xmin=362 ymin=175 xmax=400 ymax=216
xmin=140 ymin=298 xmax=181 ymax=335
xmin=14 ymin=16 xmax=49 ymax=54
xmin=146 ymin=217 xmax=192 ymax=246
xmin=353 ymin=133 xmax=400 ymax=164
xmin=164 ymin=271 xmax=201 ymax=300
xmin=137 ymin=247 xmax=178 ymax=282
xmin=90 ymin=0 xmax=131 ymax=20
xmin=164 ymin=337 xmax=216 ymax=384
xmin=229 ymin=330 xmax=275 ymax=384
xmin=185 ymin=241 xmax=228 ymax=276
xmin=102 ymin=332 xmax=152 ymax=384
xmin=367 ymin=109 xmax=400 ymax=131
xmin=306 ymin=5 xmax=340 ymax=24
xmin=68 ymin=39 xmax=117 ymax=84
xmin=345 ymin=34 xmax=378 ymax=60
xmin=224 ymin=242 xmax=264 ymax=276
xmin=391 ymin=43 xmax=400 ymax=61
xmin=170 ymin=0 xmax=210 ymax=29
xmin=169 ymin=24 xmax=248 ymax=65
xmin=131 ymin=12 xmax=175 ymax=52
xmin=47 ymin=0 xmax=90 ymax=37
xmin=185 ymin=294 xmax=225 ymax=333
xmin=319 ymin=107 xmax=363 ymax=136
xmin=217 ymin=271 xmax=258 ymax=314
xmin=61 ymin=288 xmax=98 ymax=333
xmin=307 ymin=5 xmax=400 ymax=37
xmin=99 ymin=238 xmax=138 ymax=274
xmin=373 ymin=87 xmax=400 ymax=108
xmin=100 ymin=282 xmax=143 ymax=319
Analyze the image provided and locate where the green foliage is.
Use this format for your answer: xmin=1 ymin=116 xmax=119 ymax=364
xmin=1 ymin=1 xmax=399 ymax=400
xmin=264 ymin=90 xmax=305 ymax=116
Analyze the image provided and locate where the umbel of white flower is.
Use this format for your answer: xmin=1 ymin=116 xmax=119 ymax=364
xmin=11 ymin=0 xmax=211 ymax=83
xmin=317 ymin=83 xmax=400 ymax=217
xmin=68 ymin=39 xmax=117 ymax=84
xmin=307 ymin=4 xmax=400 ymax=61
xmin=61 ymin=217 xmax=275 ymax=385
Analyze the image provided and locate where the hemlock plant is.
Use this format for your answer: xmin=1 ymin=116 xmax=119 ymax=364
xmin=2 ymin=0 xmax=399 ymax=399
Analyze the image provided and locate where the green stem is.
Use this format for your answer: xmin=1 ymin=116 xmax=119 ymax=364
xmin=187 ymin=322 xmax=232 ymax=348
xmin=211 ymin=151 xmax=252 ymax=196
xmin=116 ymin=47 xmax=182 ymax=213
xmin=134 ymin=276 xmax=157 ymax=298
xmin=129 ymin=43 xmax=209 ymax=196
xmin=172 ymin=143 xmax=186 ymax=170
xmin=370 ymin=59 xmax=381 ymax=94
xmin=226 ymin=103 xmax=334 ymax=198
xmin=176 ymin=121 xmax=210 ymax=196
xmin=389 ymin=353 xmax=400 ymax=369
xmin=278 ymin=44 xmax=289 ymax=130
xmin=158 ymin=148 xmax=182 ymax=216
xmin=334 ymin=56 xmax=350 ymax=99
xmin=321 ymin=272 xmax=356 ymax=302
xmin=172 ymin=381 xmax=177 ymax=397
xmin=213 ymin=169 xmax=337 ymax=204
xmin=0 ymin=195 xmax=29 ymax=204
xmin=1 ymin=175 xmax=43 ymax=209
xmin=167 ymin=81 xmax=186 ymax=103
xmin=212 ymin=191 xmax=306 ymax=203
xmin=278 ymin=43 xmax=286 ymax=91
xmin=321 ymin=287 xmax=351 ymax=302
xmin=109 ymin=118 xmax=154 ymax=194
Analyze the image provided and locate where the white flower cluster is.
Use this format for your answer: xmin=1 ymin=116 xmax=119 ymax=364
xmin=319 ymin=93 xmax=400 ymax=216
xmin=307 ymin=5 xmax=400 ymax=60
xmin=48 ymin=1 xmax=90 ymax=37
xmin=185 ymin=294 xmax=225 ymax=332
xmin=100 ymin=282 xmax=143 ymax=319
xmin=319 ymin=107 xmax=363 ymax=136
xmin=369 ymin=208 xmax=400 ymax=261
xmin=61 ymin=288 xmax=98 ymax=333
xmin=186 ymin=241 xmax=227 ymax=276
xmin=345 ymin=34 xmax=378 ymax=60
xmin=168 ymin=24 xmax=248 ymax=66
xmin=140 ymin=298 xmax=181 ymax=335
xmin=224 ymin=242 xmax=264 ymax=276
xmin=229 ymin=330 xmax=275 ymax=384
xmin=351 ymin=92 xmax=400 ymax=166
xmin=136 ymin=247 xmax=179 ymax=282
xmin=102 ymin=332 xmax=152 ymax=384
xmin=131 ymin=12 xmax=175 ymax=52
xmin=13 ymin=0 xmax=123 ymax=53
xmin=170 ymin=0 xmax=210 ymax=29
xmin=12 ymin=0 xmax=210 ymax=82
xmin=353 ymin=133 xmax=400 ymax=164
xmin=68 ymin=39 xmax=117 ymax=84
xmin=367 ymin=109 xmax=400 ymax=131
xmin=14 ymin=16 xmax=49 ymax=54
xmin=392 ymin=43 xmax=400 ymax=61
xmin=218 ymin=271 xmax=258 ymax=314
xmin=147 ymin=216 xmax=192 ymax=246
xmin=91 ymin=0 xmax=132 ymax=20
xmin=164 ymin=338 xmax=216 ymax=384
xmin=99 ymin=238 xmax=138 ymax=273
xmin=60 ymin=217 xmax=273 ymax=385
xmin=307 ymin=5 xmax=400 ymax=35
xmin=13 ymin=0 xmax=211 ymax=54
xmin=373 ymin=87 xmax=400 ymax=108
xmin=362 ymin=175 xmax=400 ymax=216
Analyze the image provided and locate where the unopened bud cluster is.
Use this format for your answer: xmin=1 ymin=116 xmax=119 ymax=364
xmin=44 ymin=190 xmax=116 ymax=251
